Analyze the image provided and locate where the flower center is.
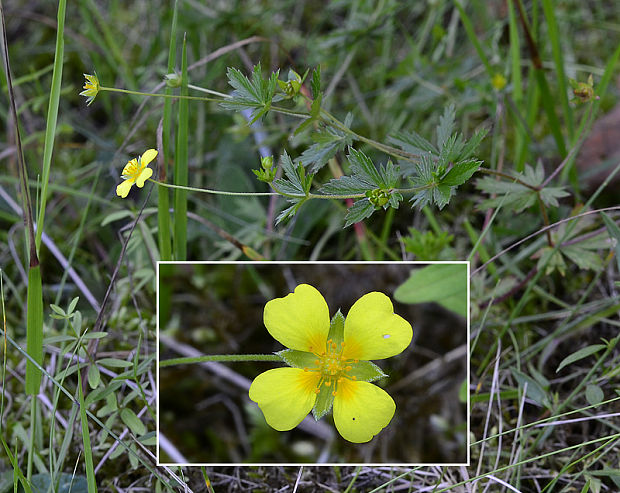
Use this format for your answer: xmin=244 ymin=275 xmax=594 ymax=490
xmin=121 ymin=158 xmax=142 ymax=179
xmin=305 ymin=339 xmax=358 ymax=396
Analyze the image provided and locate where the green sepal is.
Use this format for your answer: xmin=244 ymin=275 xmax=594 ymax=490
xmin=347 ymin=361 xmax=388 ymax=383
xmin=276 ymin=349 xmax=318 ymax=369
xmin=327 ymin=310 xmax=345 ymax=347
xmin=312 ymin=382 xmax=335 ymax=420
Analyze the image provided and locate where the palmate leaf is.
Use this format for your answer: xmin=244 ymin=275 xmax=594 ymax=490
xmin=476 ymin=162 xmax=570 ymax=213
xmin=297 ymin=114 xmax=353 ymax=172
xmin=221 ymin=63 xmax=279 ymax=123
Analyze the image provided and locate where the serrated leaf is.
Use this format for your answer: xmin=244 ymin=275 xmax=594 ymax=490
xmin=388 ymin=130 xmax=437 ymax=156
xmin=459 ymin=128 xmax=489 ymax=159
xmin=348 ymin=147 xmax=383 ymax=186
xmin=540 ymin=186 xmax=570 ymax=207
xmin=275 ymin=199 xmax=305 ymax=224
xmin=433 ymin=184 xmax=453 ymax=209
xmin=320 ymin=174 xmax=373 ymax=195
xmin=437 ymin=104 xmax=456 ymax=151
xmin=120 ymin=408 xmax=146 ymax=436
xmin=297 ymin=126 xmax=349 ymax=173
xmin=556 ymin=344 xmax=606 ymax=373
xmin=221 ymin=63 xmax=278 ymax=123
xmin=562 ymin=245 xmax=603 ymax=271
xmin=344 ymin=199 xmax=375 ymax=227
xmin=441 ymin=159 xmax=481 ymax=186
xmin=278 ymin=151 xmax=303 ymax=193
xmin=586 ymin=384 xmax=604 ymax=406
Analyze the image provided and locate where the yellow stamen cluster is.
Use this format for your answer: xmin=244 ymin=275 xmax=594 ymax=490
xmin=121 ymin=158 xmax=141 ymax=180
xmin=304 ymin=339 xmax=357 ymax=397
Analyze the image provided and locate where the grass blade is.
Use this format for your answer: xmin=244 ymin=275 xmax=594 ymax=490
xmin=34 ymin=0 xmax=66 ymax=252
xmin=77 ymin=362 xmax=97 ymax=492
xmin=158 ymin=0 xmax=179 ymax=261
xmin=25 ymin=266 xmax=43 ymax=395
xmin=173 ymin=33 xmax=189 ymax=260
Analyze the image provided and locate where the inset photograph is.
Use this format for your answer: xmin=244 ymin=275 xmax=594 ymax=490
xmin=157 ymin=262 xmax=469 ymax=465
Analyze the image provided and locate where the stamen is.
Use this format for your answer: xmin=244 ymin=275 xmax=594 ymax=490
xmin=314 ymin=388 xmax=320 ymax=394
xmin=332 ymin=390 xmax=337 ymax=396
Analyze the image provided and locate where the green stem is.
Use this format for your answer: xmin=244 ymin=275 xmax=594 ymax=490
xmin=160 ymin=353 xmax=282 ymax=368
xmin=151 ymin=179 xmax=277 ymax=196
xmin=100 ymin=86 xmax=221 ymax=103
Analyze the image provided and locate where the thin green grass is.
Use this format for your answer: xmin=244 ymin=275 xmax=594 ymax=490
xmin=173 ymin=34 xmax=189 ymax=261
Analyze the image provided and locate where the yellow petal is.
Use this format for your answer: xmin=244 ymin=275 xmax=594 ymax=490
xmin=333 ymin=379 xmax=395 ymax=443
xmin=342 ymin=292 xmax=412 ymax=360
xmin=140 ymin=148 xmax=158 ymax=167
xmin=263 ymin=284 xmax=330 ymax=353
xmin=116 ymin=179 xmax=134 ymax=198
xmin=121 ymin=158 xmax=139 ymax=177
xmin=249 ymin=367 xmax=319 ymax=431
xmin=135 ymin=166 xmax=153 ymax=188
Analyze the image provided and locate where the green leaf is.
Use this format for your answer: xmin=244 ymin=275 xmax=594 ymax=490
xmin=85 ymin=380 xmax=122 ymax=407
xmin=97 ymin=358 xmax=133 ymax=368
xmin=556 ymin=344 xmax=606 ymax=373
xmin=437 ymin=104 xmax=456 ymax=151
xmin=394 ymin=264 xmax=467 ymax=317
xmin=277 ymin=349 xmax=318 ymax=369
xmin=348 ymin=147 xmax=383 ymax=186
xmin=388 ymin=130 xmax=437 ymax=156
xmin=327 ymin=310 xmax=345 ymax=346
xmin=459 ymin=128 xmax=489 ymax=160
xmin=120 ymin=408 xmax=147 ymax=436
xmin=441 ymin=159 xmax=482 ymax=186
xmin=347 ymin=361 xmax=387 ymax=383
xmin=275 ymin=198 xmax=307 ymax=224
xmin=511 ymin=367 xmax=552 ymax=409
xmin=539 ymin=186 xmax=570 ymax=207
xmin=311 ymin=66 xmax=321 ymax=100
xmin=30 ymin=473 xmax=88 ymax=493
xmin=561 ymin=245 xmax=603 ymax=271
xmin=344 ymin=199 xmax=375 ymax=227
xmin=221 ymin=63 xmax=279 ymax=123
xmin=88 ymin=363 xmax=101 ymax=389
xmin=586 ymin=384 xmax=605 ymax=406
xmin=601 ymin=212 xmax=620 ymax=273
xmin=320 ymin=174 xmax=373 ymax=195
xmin=312 ymin=383 xmax=335 ymax=420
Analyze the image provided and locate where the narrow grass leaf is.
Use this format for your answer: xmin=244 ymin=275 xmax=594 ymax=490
xmin=25 ymin=266 xmax=43 ymax=395
xmin=173 ymin=34 xmax=189 ymax=260
xmin=76 ymin=363 xmax=97 ymax=492
xmin=158 ymin=0 xmax=178 ymax=261
xmin=35 ymin=0 xmax=66 ymax=252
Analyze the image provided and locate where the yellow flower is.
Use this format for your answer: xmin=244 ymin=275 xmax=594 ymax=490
xmin=249 ymin=284 xmax=413 ymax=443
xmin=116 ymin=149 xmax=158 ymax=198
xmin=80 ymin=73 xmax=100 ymax=105
xmin=491 ymin=72 xmax=507 ymax=91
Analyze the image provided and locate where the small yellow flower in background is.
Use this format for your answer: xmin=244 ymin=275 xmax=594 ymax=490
xmin=80 ymin=73 xmax=100 ymax=106
xmin=116 ymin=149 xmax=158 ymax=198
xmin=249 ymin=284 xmax=413 ymax=443
xmin=491 ymin=72 xmax=507 ymax=91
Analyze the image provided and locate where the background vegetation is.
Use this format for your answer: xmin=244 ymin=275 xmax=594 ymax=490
xmin=1 ymin=0 xmax=619 ymax=491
